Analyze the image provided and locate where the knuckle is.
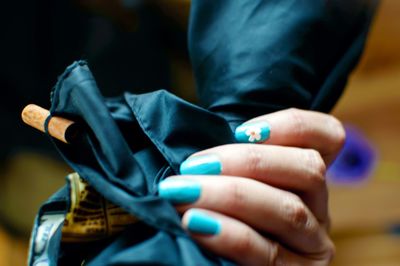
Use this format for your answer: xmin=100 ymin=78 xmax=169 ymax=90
xmin=267 ymin=240 xmax=281 ymax=266
xmin=281 ymin=194 xmax=310 ymax=230
xmin=325 ymin=240 xmax=336 ymax=263
xmin=325 ymin=213 xmax=332 ymax=231
xmin=330 ymin=116 xmax=346 ymax=151
xmin=287 ymin=108 xmax=307 ymax=139
xmin=245 ymin=146 xmax=265 ymax=174
xmin=231 ymin=227 xmax=255 ymax=254
xmin=304 ymin=149 xmax=327 ymax=185
xmin=224 ymin=181 xmax=246 ymax=210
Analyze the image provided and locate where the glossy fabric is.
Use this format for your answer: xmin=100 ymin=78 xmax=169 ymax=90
xmin=30 ymin=62 xmax=235 ymax=265
xmin=29 ymin=1 xmax=378 ymax=265
xmin=190 ymin=0 xmax=378 ymax=122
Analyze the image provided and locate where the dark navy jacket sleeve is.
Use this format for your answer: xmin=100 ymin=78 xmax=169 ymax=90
xmin=189 ymin=0 xmax=378 ymax=123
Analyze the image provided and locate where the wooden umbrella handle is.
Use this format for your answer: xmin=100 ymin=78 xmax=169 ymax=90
xmin=21 ymin=104 xmax=77 ymax=144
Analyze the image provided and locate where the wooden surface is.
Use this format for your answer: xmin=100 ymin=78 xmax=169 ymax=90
xmin=0 ymin=228 xmax=27 ymax=266
xmin=21 ymin=104 xmax=76 ymax=144
xmin=0 ymin=152 xmax=70 ymax=266
xmin=330 ymin=1 xmax=400 ymax=264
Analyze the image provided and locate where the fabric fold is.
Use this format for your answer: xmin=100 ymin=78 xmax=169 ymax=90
xmin=29 ymin=61 xmax=236 ymax=265
xmin=189 ymin=0 xmax=379 ymax=119
xmin=28 ymin=1 xmax=379 ymax=264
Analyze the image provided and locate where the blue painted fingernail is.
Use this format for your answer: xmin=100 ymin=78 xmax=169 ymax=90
xmin=235 ymin=121 xmax=271 ymax=143
xmin=158 ymin=179 xmax=201 ymax=204
xmin=186 ymin=210 xmax=221 ymax=235
xmin=180 ymin=155 xmax=222 ymax=175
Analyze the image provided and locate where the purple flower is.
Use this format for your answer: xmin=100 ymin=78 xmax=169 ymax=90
xmin=327 ymin=125 xmax=377 ymax=184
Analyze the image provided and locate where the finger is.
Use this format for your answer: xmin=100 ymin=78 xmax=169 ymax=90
xmin=182 ymin=209 xmax=333 ymax=266
xmin=180 ymin=145 xmax=328 ymax=222
xmin=159 ymin=176 xmax=330 ymax=254
xmin=235 ymin=108 xmax=345 ymax=164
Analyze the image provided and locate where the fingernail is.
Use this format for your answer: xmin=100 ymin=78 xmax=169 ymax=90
xmin=180 ymin=155 xmax=222 ymax=175
xmin=158 ymin=179 xmax=201 ymax=204
xmin=235 ymin=121 xmax=271 ymax=143
xmin=186 ymin=210 xmax=221 ymax=235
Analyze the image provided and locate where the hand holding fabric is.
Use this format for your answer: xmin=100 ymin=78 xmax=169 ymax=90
xmin=159 ymin=108 xmax=345 ymax=265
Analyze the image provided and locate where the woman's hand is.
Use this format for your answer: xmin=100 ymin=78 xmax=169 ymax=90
xmin=159 ymin=108 xmax=345 ymax=265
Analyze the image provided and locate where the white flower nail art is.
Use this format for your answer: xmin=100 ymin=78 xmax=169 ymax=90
xmin=245 ymin=126 xmax=262 ymax=142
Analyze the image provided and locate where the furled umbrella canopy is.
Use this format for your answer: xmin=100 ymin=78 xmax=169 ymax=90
xmin=28 ymin=1 xmax=378 ymax=265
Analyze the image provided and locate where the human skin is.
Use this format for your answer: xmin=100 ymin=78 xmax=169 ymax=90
xmin=162 ymin=108 xmax=345 ymax=265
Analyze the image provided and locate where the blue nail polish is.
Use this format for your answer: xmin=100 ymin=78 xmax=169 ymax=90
xmin=180 ymin=155 xmax=222 ymax=175
xmin=235 ymin=121 xmax=270 ymax=143
xmin=158 ymin=179 xmax=201 ymax=204
xmin=186 ymin=210 xmax=221 ymax=235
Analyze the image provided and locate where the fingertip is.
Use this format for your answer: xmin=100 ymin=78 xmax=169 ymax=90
xmin=234 ymin=121 xmax=271 ymax=143
xmin=183 ymin=209 xmax=222 ymax=235
xmin=179 ymin=154 xmax=222 ymax=175
xmin=158 ymin=178 xmax=202 ymax=204
xmin=182 ymin=209 xmax=278 ymax=265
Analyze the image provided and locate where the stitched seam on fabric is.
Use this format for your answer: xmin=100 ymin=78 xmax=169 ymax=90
xmin=128 ymin=94 xmax=178 ymax=174
xmin=69 ymin=85 xmax=138 ymax=194
xmin=124 ymin=95 xmax=185 ymax=236
xmin=52 ymin=77 xmax=172 ymax=235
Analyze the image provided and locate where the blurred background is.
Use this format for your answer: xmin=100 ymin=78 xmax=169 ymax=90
xmin=329 ymin=0 xmax=400 ymax=264
xmin=0 ymin=0 xmax=399 ymax=265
